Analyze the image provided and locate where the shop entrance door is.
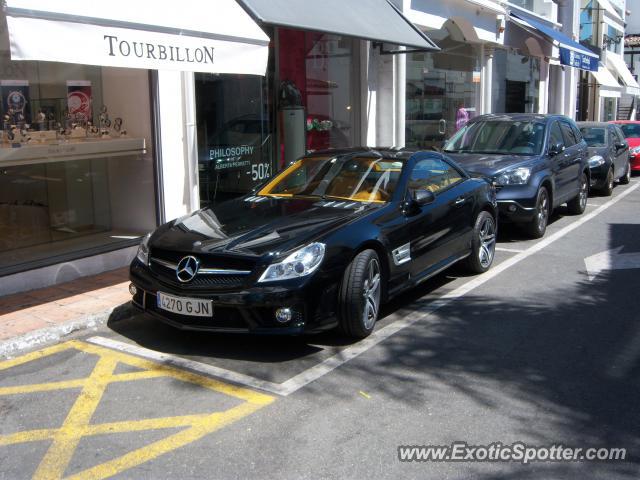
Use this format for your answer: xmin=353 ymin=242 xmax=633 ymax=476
xmin=505 ymin=80 xmax=527 ymax=113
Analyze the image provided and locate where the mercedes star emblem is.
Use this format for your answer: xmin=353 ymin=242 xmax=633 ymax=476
xmin=176 ymin=256 xmax=200 ymax=283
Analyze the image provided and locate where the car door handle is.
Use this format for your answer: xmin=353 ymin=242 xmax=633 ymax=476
xmin=452 ymin=196 xmax=466 ymax=206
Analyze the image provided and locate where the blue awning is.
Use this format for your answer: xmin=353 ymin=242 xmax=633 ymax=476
xmin=509 ymin=12 xmax=598 ymax=72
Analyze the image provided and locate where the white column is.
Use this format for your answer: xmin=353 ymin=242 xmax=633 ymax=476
xmin=538 ymin=58 xmax=549 ymax=114
xmin=548 ymin=65 xmax=565 ymax=114
xmin=375 ymin=48 xmax=396 ymax=146
xmin=182 ymin=71 xmax=200 ymax=213
xmin=394 ymin=48 xmax=406 ymax=147
xmin=556 ymin=0 xmax=580 ymax=119
xmin=481 ymin=46 xmax=494 ymax=114
xmin=156 ymin=70 xmax=195 ymax=222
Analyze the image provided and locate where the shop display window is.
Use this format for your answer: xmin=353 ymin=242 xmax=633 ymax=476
xmin=406 ymin=31 xmax=481 ymax=149
xmin=492 ymin=50 xmax=541 ymax=114
xmin=195 ymin=73 xmax=274 ymax=207
xmin=278 ymin=28 xmax=358 ymax=165
xmin=0 ymin=14 xmax=156 ymax=276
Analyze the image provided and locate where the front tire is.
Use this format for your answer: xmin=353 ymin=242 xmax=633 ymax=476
xmin=566 ymin=172 xmax=588 ymax=215
xmin=619 ymin=160 xmax=631 ymax=185
xmin=523 ymin=186 xmax=550 ymax=239
xmin=599 ymin=168 xmax=614 ymax=196
xmin=338 ymin=249 xmax=382 ymax=339
xmin=462 ymin=211 xmax=496 ymax=274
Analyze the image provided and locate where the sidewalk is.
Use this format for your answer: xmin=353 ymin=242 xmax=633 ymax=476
xmin=0 ymin=267 xmax=134 ymax=357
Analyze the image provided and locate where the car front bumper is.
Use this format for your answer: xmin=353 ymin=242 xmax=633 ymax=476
xmin=495 ymin=185 xmax=538 ymax=223
xmin=129 ymin=260 xmax=339 ymax=334
xmin=589 ymin=163 xmax=610 ymax=189
xmin=630 ymin=153 xmax=640 ymax=171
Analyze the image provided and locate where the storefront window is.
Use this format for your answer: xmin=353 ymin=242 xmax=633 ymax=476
xmin=603 ymin=97 xmax=617 ymax=121
xmin=579 ymin=0 xmax=599 ymax=49
xmin=0 ymin=14 xmax=155 ymax=276
xmin=195 ymin=73 xmax=273 ymax=207
xmin=492 ymin=50 xmax=540 ymax=114
xmin=277 ymin=28 xmax=358 ymax=166
xmin=604 ymin=25 xmax=622 ymax=54
xmin=405 ymin=34 xmax=481 ymax=149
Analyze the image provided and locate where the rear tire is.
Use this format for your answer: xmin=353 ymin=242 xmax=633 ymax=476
xmin=566 ymin=172 xmax=588 ymax=215
xmin=523 ymin=186 xmax=549 ymax=239
xmin=599 ymin=168 xmax=614 ymax=196
xmin=462 ymin=211 xmax=496 ymax=274
xmin=619 ymin=160 xmax=631 ymax=185
xmin=338 ymin=249 xmax=382 ymax=339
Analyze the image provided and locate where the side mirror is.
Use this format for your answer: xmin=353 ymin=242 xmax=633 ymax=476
xmin=615 ymin=142 xmax=627 ymax=151
xmin=411 ymin=189 xmax=436 ymax=206
xmin=549 ymin=142 xmax=565 ymax=157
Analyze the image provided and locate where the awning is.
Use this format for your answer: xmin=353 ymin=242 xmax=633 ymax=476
xmin=3 ymin=0 xmax=270 ymax=75
xmin=591 ymin=63 xmax=622 ymax=98
xmin=237 ymin=0 xmax=438 ymax=51
xmin=606 ymin=53 xmax=640 ymax=96
xmin=509 ymin=11 xmax=598 ymax=71
xmin=596 ymin=0 xmax=624 ymax=32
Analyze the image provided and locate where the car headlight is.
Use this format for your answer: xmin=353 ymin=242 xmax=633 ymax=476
xmin=588 ymin=155 xmax=605 ymax=168
xmin=495 ymin=167 xmax=531 ymax=186
xmin=631 ymin=146 xmax=640 ymax=155
xmin=258 ymin=243 xmax=325 ymax=283
xmin=136 ymin=233 xmax=151 ymax=266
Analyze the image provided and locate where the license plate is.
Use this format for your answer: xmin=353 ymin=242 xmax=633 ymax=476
xmin=156 ymin=292 xmax=213 ymax=317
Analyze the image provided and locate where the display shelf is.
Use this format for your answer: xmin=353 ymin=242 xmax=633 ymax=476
xmin=0 ymin=137 xmax=146 ymax=167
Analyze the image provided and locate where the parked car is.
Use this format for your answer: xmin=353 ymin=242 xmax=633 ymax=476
xmin=130 ymin=149 xmax=497 ymax=339
xmin=611 ymin=120 xmax=640 ymax=173
xmin=577 ymin=122 xmax=630 ymax=195
xmin=443 ymin=114 xmax=590 ymax=239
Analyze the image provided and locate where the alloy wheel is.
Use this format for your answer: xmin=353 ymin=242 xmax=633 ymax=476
xmin=537 ymin=190 xmax=549 ymax=232
xmin=579 ymin=175 xmax=588 ymax=209
xmin=478 ymin=216 xmax=496 ymax=269
xmin=362 ymin=258 xmax=381 ymax=330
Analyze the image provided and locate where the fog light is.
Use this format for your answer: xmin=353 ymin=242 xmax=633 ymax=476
xmin=275 ymin=307 xmax=293 ymax=323
xmin=508 ymin=204 xmax=517 ymax=212
xmin=129 ymin=284 xmax=137 ymax=296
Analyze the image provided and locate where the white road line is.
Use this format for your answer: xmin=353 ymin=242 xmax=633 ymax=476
xmin=496 ymin=247 xmax=526 ymax=253
xmin=86 ymin=336 xmax=289 ymax=395
xmin=587 ymin=203 xmax=603 ymax=207
xmin=93 ymin=183 xmax=640 ymax=396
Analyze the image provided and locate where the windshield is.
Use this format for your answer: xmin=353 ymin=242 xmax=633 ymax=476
xmin=580 ymin=127 xmax=607 ymax=147
xmin=257 ymin=156 xmax=403 ymax=203
xmin=619 ymin=124 xmax=640 ymax=139
xmin=444 ymin=120 xmax=545 ymax=155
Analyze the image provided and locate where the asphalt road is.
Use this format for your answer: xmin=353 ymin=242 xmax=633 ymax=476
xmin=2 ymin=178 xmax=640 ymax=479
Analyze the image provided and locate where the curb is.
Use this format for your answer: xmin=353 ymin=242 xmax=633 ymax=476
xmin=0 ymin=302 xmax=136 ymax=359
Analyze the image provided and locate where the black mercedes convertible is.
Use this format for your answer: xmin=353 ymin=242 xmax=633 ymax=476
xmin=129 ymin=148 xmax=497 ymax=339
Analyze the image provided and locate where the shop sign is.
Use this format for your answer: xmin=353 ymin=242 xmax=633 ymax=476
xmin=6 ymin=17 xmax=268 ymax=75
xmin=560 ymin=48 xmax=598 ymax=72
xmin=209 ymin=145 xmax=255 ymax=171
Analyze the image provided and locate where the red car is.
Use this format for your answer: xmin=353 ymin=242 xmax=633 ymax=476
xmin=611 ymin=121 xmax=640 ymax=172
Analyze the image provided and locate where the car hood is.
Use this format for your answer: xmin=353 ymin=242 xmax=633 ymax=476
xmin=445 ymin=152 xmax=535 ymax=177
xmin=149 ymin=196 xmax=375 ymax=260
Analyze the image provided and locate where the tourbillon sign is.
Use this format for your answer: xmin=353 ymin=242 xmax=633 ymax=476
xmin=5 ymin=2 xmax=269 ymax=76
xmin=104 ymin=36 xmax=215 ymax=65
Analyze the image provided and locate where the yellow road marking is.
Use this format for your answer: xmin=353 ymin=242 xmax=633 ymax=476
xmin=33 ymin=356 xmax=119 ymax=480
xmin=0 ymin=340 xmax=275 ymax=479
xmin=0 ymin=370 xmax=167 ymax=395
